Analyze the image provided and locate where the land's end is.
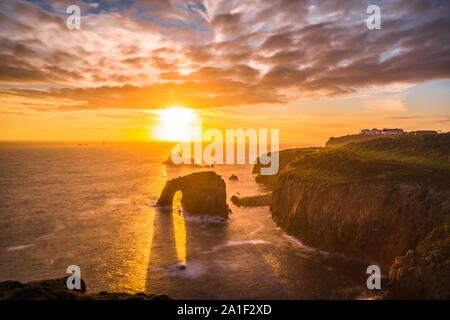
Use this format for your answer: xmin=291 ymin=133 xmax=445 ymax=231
xmin=267 ymin=133 xmax=450 ymax=299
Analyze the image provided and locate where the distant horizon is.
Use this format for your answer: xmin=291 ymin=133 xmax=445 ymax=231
xmin=1 ymin=0 xmax=449 ymax=142
xmin=0 ymin=126 xmax=447 ymax=145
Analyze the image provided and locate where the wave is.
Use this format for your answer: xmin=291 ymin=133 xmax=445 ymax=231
xmin=166 ymin=262 xmax=205 ymax=279
xmin=107 ymin=198 xmax=134 ymax=206
xmin=282 ymin=234 xmax=328 ymax=254
xmin=182 ymin=214 xmax=229 ymax=224
xmin=248 ymin=225 xmax=264 ymax=236
xmin=209 ymin=239 xmax=271 ymax=253
xmin=36 ymin=224 xmax=65 ymax=241
xmin=151 ymin=206 xmax=230 ymax=223
xmin=282 ymin=233 xmax=377 ymax=265
xmin=6 ymin=244 xmax=34 ymax=251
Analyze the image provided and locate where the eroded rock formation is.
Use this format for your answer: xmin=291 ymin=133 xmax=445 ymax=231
xmin=272 ymin=176 xmax=450 ymax=270
xmin=231 ymin=194 xmax=271 ymax=207
xmin=157 ymin=171 xmax=229 ymax=219
xmin=269 ymin=134 xmax=450 ymax=299
xmin=384 ymin=224 xmax=450 ymax=299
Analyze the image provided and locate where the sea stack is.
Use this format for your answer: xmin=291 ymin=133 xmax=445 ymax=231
xmin=157 ymin=171 xmax=229 ymax=219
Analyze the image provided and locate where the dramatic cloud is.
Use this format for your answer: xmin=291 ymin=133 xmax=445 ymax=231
xmin=0 ymin=0 xmax=449 ymax=111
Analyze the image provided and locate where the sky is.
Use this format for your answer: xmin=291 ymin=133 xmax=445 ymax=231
xmin=0 ymin=0 xmax=449 ymax=145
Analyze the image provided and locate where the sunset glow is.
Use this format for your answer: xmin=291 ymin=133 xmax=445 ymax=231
xmin=0 ymin=0 xmax=449 ymax=304
xmin=0 ymin=0 xmax=448 ymax=144
xmin=153 ymin=107 xmax=198 ymax=142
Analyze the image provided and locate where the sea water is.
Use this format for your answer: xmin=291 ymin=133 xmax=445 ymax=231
xmin=0 ymin=141 xmax=378 ymax=299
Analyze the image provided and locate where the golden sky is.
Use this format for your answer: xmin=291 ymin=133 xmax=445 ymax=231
xmin=0 ymin=0 xmax=449 ymax=145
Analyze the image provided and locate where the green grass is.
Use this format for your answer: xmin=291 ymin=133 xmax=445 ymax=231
xmin=417 ymin=224 xmax=450 ymax=259
xmin=283 ymin=133 xmax=450 ymax=187
xmin=253 ymin=147 xmax=321 ymax=185
xmin=326 ymin=134 xmax=396 ymax=148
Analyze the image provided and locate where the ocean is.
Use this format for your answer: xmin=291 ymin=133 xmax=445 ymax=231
xmin=0 ymin=142 xmax=378 ymax=299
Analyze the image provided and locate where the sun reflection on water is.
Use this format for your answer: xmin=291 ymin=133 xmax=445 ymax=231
xmin=172 ymin=191 xmax=187 ymax=266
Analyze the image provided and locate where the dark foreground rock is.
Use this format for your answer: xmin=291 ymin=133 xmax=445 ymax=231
xmin=384 ymin=224 xmax=450 ymax=299
xmin=231 ymin=194 xmax=271 ymax=207
xmin=0 ymin=277 xmax=170 ymax=300
xmin=157 ymin=171 xmax=229 ymax=219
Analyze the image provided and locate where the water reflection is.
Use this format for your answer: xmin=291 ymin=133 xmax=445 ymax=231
xmin=144 ymin=195 xmax=231 ymax=298
xmin=172 ymin=192 xmax=187 ymax=266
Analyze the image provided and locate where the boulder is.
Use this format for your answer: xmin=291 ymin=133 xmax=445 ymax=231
xmin=231 ymin=194 xmax=271 ymax=207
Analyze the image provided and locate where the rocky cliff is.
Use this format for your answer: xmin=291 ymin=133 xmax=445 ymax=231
xmin=272 ymin=174 xmax=449 ymax=270
xmin=252 ymin=147 xmax=321 ymax=186
xmin=157 ymin=171 xmax=229 ymax=219
xmin=270 ymin=134 xmax=450 ymax=298
xmin=385 ymin=224 xmax=450 ymax=299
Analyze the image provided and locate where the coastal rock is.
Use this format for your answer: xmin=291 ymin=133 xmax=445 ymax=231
xmin=229 ymin=175 xmax=239 ymax=181
xmin=272 ymin=174 xmax=450 ymax=270
xmin=157 ymin=171 xmax=229 ymax=219
xmin=231 ymin=194 xmax=271 ymax=207
xmin=0 ymin=277 xmax=170 ymax=300
xmin=270 ymin=134 xmax=450 ymax=271
xmin=384 ymin=224 xmax=450 ymax=299
xmin=268 ymin=134 xmax=450 ymax=299
xmin=252 ymin=148 xmax=321 ymax=186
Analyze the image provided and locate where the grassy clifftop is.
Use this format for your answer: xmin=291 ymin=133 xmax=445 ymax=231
xmin=270 ymin=133 xmax=450 ymax=299
xmin=253 ymin=147 xmax=321 ymax=186
xmin=325 ymin=133 xmax=404 ymax=148
xmin=255 ymin=133 xmax=450 ymax=188
xmin=286 ymin=134 xmax=449 ymax=187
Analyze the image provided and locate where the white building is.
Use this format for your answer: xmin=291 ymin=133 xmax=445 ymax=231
xmin=382 ymin=128 xmax=404 ymax=135
xmin=360 ymin=128 xmax=382 ymax=135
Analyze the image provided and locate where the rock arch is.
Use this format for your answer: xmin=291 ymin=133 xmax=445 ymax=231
xmin=157 ymin=171 xmax=229 ymax=219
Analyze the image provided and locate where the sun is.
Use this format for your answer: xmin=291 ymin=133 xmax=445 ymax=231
xmin=153 ymin=107 xmax=198 ymax=141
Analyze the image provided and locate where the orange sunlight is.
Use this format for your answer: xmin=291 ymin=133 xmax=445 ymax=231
xmin=151 ymin=107 xmax=199 ymax=141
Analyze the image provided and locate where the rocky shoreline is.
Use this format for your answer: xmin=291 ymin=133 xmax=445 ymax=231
xmin=259 ymin=133 xmax=450 ymax=299
xmin=0 ymin=277 xmax=171 ymax=300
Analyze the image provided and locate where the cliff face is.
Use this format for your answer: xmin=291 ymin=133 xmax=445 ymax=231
xmin=271 ymin=175 xmax=450 ymax=270
xmin=270 ymin=134 xmax=450 ymax=298
xmin=385 ymin=224 xmax=450 ymax=299
xmin=252 ymin=147 xmax=321 ymax=186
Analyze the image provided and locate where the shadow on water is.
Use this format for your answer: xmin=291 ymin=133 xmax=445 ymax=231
xmin=145 ymin=191 xmax=231 ymax=299
xmin=143 ymin=166 xmax=375 ymax=299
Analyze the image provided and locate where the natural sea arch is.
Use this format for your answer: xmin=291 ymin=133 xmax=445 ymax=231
xmin=156 ymin=171 xmax=229 ymax=219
